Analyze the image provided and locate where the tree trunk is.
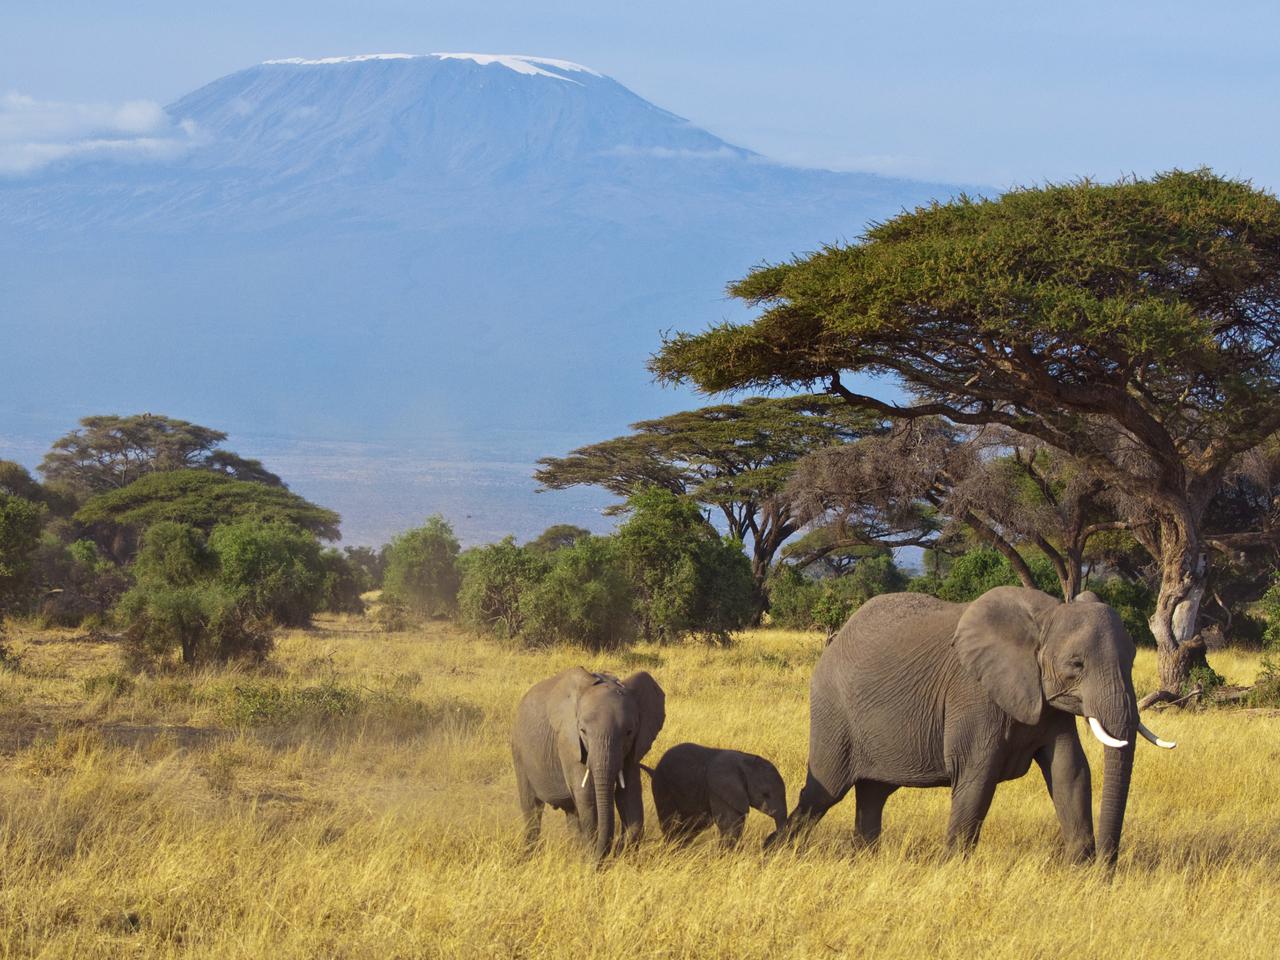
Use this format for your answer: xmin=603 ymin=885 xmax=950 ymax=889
xmin=1149 ymin=518 xmax=1210 ymax=694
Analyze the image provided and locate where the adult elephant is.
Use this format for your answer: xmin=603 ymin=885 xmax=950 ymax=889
xmin=770 ymin=587 xmax=1175 ymax=865
xmin=512 ymin=667 xmax=665 ymax=862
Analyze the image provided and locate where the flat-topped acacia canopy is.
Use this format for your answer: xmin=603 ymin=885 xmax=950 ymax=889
xmin=651 ymin=169 xmax=1280 ymax=692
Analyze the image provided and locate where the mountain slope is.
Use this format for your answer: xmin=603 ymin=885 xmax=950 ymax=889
xmin=0 ymin=53 xmax=960 ymax=543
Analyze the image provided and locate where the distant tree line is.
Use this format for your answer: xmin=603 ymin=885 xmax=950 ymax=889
xmin=0 ymin=414 xmax=377 ymax=665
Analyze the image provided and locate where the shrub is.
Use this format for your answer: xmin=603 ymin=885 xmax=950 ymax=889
xmin=768 ymin=555 xmax=907 ymax=632
xmin=765 ymin=565 xmax=822 ymax=629
xmin=0 ymin=491 xmax=45 ymax=616
xmin=116 ymin=522 xmax=271 ymax=666
xmin=521 ymin=536 xmax=635 ymax=649
xmin=208 ymin=519 xmax=325 ymax=627
xmin=382 ymin=515 xmax=462 ymax=618
xmin=615 ymin=488 xmax=756 ymax=644
xmin=32 ymin=537 xmax=130 ymax=627
xmin=458 ymin=537 xmax=547 ymax=638
xmin=318 ymin=548 xmax=366 ymax=614
xmin=1248 ymin=577 xmax=1280 ymax=707
xmin=118 ymin=580 xmax=271 ymax=666
xmin=931 ymin=548 xmax=1059 ymax=603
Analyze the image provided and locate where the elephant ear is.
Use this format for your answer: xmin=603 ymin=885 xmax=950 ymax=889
xmin=548 ymin=667 xmax=596 ymax=762
xmin=707 ymin=753 xmax=749 ymax=815
xmin=952 ymin=586 xmax=1057 ymax=726
xmin=621 ymin=671 xmax=665 ymax=762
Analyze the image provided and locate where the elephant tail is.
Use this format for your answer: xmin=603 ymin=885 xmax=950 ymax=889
xmin=639 ymin=763 xmax=655 ymax=777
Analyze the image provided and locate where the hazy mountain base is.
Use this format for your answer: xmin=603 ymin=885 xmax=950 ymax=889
xmin=0 ymin=619 xmax=1275 ymax=959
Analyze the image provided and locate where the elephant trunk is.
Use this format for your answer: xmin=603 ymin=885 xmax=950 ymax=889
xmin=589 ymin=738 xmax=618 ymax=862
xmin=1090 ymin=676 xmax=1138 ymax=867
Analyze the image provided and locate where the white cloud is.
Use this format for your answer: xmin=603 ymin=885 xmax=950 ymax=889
xmin=0 ymin=92 xmax=198 ymax=176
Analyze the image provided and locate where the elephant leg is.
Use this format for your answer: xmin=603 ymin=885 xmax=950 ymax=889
xmin=853 ymin=780 xmax=897 ymax=847
xmin=946 ymin=771 xmax=998 ymax=853
xmin=517 ymin=776 xmax=544 ymax=850
xmin=709 ymin=795 xmax=747 ymax=848
xmin=1035 ymin=729 xmax=1095 ymax=864
xmin=769 ymin=767 xmax=850 ymax=849
xmin=615 ymin=772 xmax=644 ymax=852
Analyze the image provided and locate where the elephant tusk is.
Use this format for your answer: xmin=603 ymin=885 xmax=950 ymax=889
xmin=618 ymin=769 xmax=626 ymax=790
xmin=1086 ymin=716 xmax=1129 ymax=748
xmin=581 ymin=768 xmax=590 ymax=789
xmin=1137 ymin=721 xmax=1176 ymax=749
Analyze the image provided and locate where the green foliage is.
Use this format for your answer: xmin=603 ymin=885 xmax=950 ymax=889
xmin=1248 ymin=578 xmax=1280 ymax=706
xmin=117 ymin=522 xmax=270 ymax=666
xmin=32 ymin=536 xmax=130 ymax=627
xmin=1088 ymin=577 xmax=1156 ymax=646
xmin=208 ymin=520 xmax=325 ymax=627
xmin=768 ymin=555 xmax=907 ymax=631
xmin=525 ymin=524 xmax=592 ymax=554
xmin=457 ymin=537 xmax=548 ymax=638
xmin=40 ymin=413 xmax=283 ymax=495
xmin=536 ymin=396 xmax=883 ymax=579
xmin=0 ymin=491 xmax=45 ymax=616
xmin=76 ymin=470 xmax=340 ymax=542
xmin=382 ymin=515 xmax=462 ymax=619
xmin=131 ymin=521 xmax=217 ymax=586
xmin=614 ymin=488 xmax=756 ymax=644
xmin=520 ymin=537 xmax=636 ymax=649
xmin=342 ymin=545 xmax=386 ymax=590
xmin=933 ymin=549 xmax=1020 ymax=603
xmin=318 ymin=549 xmax=366 ymax=614
xmin=118 ymin=579 xmax=270 ymax=667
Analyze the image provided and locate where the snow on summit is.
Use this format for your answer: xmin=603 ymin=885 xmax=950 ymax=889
xmin=263 ymin=53 xmax=601 ymax=82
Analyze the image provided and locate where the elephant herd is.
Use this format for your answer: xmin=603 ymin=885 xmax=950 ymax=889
xmin=510 ymin=586 xmax=1177 ymax=866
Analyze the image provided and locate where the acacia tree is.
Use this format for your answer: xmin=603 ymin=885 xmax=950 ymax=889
xmin=535 ymin=395 xmax=880 ymax=584
xmin=653 ymin=171 xmax=1280 ymax=694
xmin=40 ymin=413 xmax=283 ymax=495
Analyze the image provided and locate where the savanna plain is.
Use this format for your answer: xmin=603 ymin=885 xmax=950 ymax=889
xmin=1 ymin=616 xmax=1277 ymax=959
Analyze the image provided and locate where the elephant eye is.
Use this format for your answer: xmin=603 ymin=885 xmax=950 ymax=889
xmin=1067 ymin=656 xmax=1084 ymax=671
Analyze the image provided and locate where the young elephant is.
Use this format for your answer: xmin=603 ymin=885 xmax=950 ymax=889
xmin=512 ymin=667 xmax=665 ymax=862
xmin=645 ymin=742 xmax=788 ymax=847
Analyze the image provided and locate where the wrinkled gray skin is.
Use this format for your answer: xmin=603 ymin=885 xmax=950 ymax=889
xmin=512 ymin=667 xmax=665 ymax=862
xmin=645 ymin=742 xmax=788 ymax=847
xmin=769 ymin=587 xmax=1140 ymax=865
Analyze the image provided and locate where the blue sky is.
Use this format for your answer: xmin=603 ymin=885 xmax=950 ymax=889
xmin=2 ymin=0 xmax=1277 ymax=189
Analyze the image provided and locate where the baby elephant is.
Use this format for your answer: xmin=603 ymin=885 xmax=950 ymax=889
xmin=645 ymin=742 xmax=787 ymax=847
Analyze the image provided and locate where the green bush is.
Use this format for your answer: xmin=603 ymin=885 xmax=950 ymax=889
xmin=927 ymin=548 xmax=1059 ymax=603
xmin=382 ymin=515 xmax=462 ymax=618
xmin=318 ymin=548 xmax=366 ymax=614
xmin=765 ymin=565 xmax=822 ymax=629
xmin=32 ymin=537 xmax=130 ymax=627
xmin=0 ymin=491 xmax=45 ymax=616
xmin=116 ymin=522 xmax=271 ymax=666
xmin=1088 ymin=576 xmax=1156 ymax=646
xmin=1248 ymin=577 xmax=1280 ymax=706
xmin=520 ymin=536 xmax=635 ymax=649
xmin=615 ymin=488 xmax=756 ymax=644
xmin=768 ymin=555 xmax=907 ymax=631
xmin=457 ymin=537 xmax=547 ymax=638
xmin=118 ymin=579 xmax=270 ymax=666
xmin=208 ymin=519 xmax=325 ymax=627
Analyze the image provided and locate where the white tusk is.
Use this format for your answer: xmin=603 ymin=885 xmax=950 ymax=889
xmin=581 ymin=768 xmax=590 ymax=789
xmin=1087 ymin=716 xmax=1130 ymax=748
xmin=618 ymin=769 xmax=626 ymax=790
xmin=1137 ymin=721 xmax=1176 ymax=749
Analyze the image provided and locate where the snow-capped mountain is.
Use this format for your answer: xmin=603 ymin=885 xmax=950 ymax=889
xmin=0 ymin=54 xmax=960 ymax=543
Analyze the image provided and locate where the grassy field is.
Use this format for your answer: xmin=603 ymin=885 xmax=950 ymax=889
xmin=0 ymin=616 xmax=1277 ymax=959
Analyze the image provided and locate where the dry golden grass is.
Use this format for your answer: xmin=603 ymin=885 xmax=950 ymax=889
xmin=0 ymin=617 xmax=1278 ymax=958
